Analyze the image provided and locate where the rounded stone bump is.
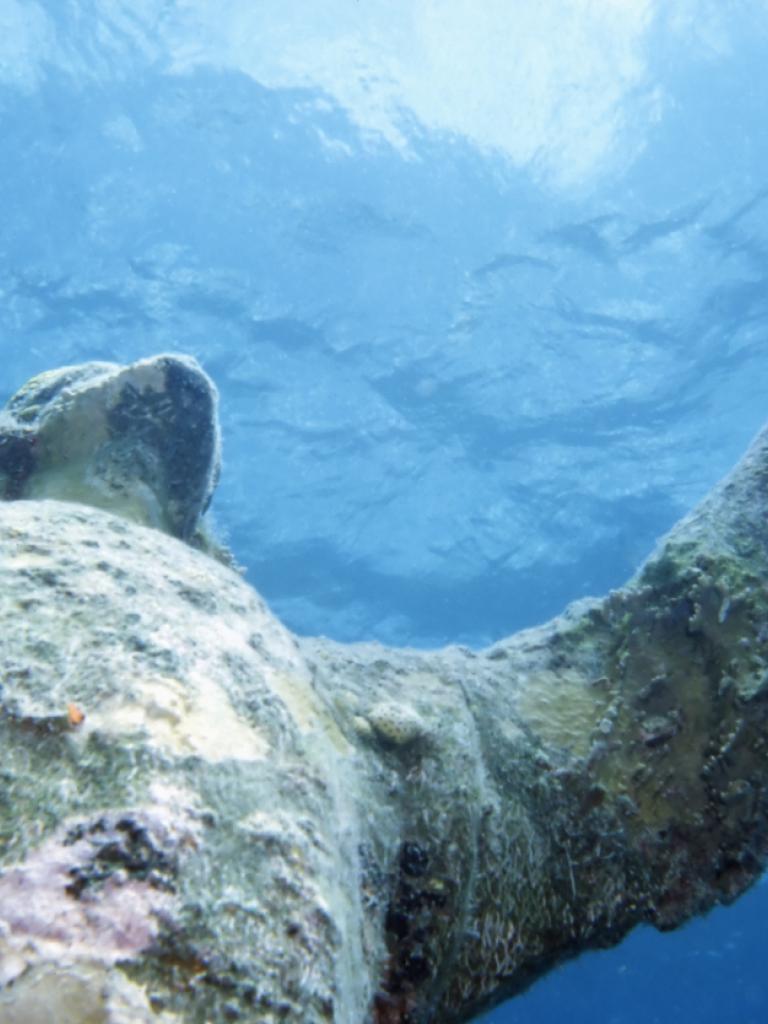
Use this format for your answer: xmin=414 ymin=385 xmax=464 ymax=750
xmin=367 ymin=701 xmax=428 ymax=747
xmin=0 ymin=354 xmax=221 ymax=542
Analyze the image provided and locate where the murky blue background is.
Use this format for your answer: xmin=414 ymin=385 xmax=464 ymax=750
xmin=1 ymin=2 xmax=767 ymax=1020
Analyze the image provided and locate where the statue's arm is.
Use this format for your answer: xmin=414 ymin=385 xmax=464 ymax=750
xmin=309 ymin=420 xmax=768 ymax=1022
xmin=301 ymin=421 xmax=768 ymax=1015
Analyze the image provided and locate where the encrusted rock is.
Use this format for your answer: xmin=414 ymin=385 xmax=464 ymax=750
xmin=367 ymin=701 xmax=429 ymax=746
xmin=3 ymin=356 xmax=768 ymax=1024
xmin=0 ymin=353 xmax=220 ymax=541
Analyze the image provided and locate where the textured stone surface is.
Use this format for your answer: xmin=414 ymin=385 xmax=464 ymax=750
xmin=2 ymin=359 xmax=768 ymax=1023
xmin=0 ymin=354 xmax=220 ymax=543
xmin=0 ymin=499 xmax=369 ymax=1023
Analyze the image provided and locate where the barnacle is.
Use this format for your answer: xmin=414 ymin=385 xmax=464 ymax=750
xmin=367 ymin=701 xmax=428 ymax=746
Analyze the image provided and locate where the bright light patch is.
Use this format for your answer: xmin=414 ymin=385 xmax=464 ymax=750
xmin=0 ymin=0 xmax=750 ymax=188
xmin=170 ymin=0 xmax=660 ymax=188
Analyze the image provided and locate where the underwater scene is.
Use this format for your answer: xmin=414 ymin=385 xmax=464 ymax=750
xmin=1 ymin=1 xmax=768 ymax=1021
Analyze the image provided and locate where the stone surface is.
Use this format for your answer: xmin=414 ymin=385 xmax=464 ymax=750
xmin=0 ymin=498 xmax=368 ymax=1023
xmin=2 ymin=359 xmax=768 ymax=1023
xmin=0 ymin=354 xmax=220 ymax=543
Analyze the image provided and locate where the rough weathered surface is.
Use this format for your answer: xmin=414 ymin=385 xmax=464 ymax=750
xmin=0 ymin=354 xmax=220 ymax=542
xmin=2 ymin=357 xmax=768 ymax=1023
xmin=0 ymin=500 xmax=369 ymax=1024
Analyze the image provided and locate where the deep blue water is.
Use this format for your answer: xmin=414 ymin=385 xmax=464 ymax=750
xmin=2 ymin=2 xmax=768 ymax=1020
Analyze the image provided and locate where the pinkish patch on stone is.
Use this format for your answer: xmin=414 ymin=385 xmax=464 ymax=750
xmin=0 ymin=802 xmax=198 ymax=986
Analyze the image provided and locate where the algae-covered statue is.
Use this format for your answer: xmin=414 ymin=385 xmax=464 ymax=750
xmin=0 ymin=354 xmax=767 ymax=1024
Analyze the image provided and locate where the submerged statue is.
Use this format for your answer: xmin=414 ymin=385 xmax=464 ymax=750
xmin=0 ymin=354 xmax=766 ymax=1024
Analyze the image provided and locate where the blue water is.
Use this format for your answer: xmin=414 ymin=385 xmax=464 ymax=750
xmin=2 ymin=2 xmax=768 ymax=1020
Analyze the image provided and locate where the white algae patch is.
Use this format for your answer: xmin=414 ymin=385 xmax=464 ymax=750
xmin=98 ymin=671 xmax=270 ymax=762
xmin=0 ymin=963 xmax=178 ymax=1024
